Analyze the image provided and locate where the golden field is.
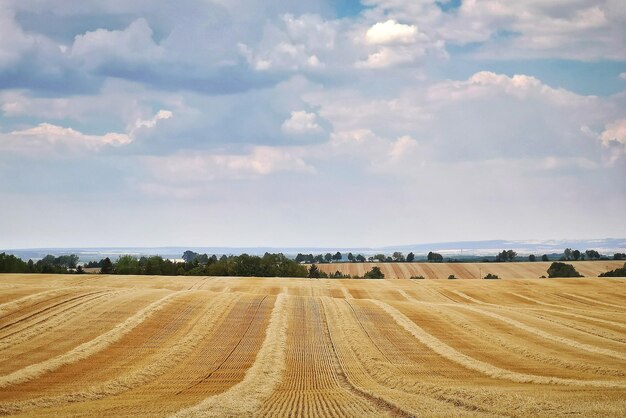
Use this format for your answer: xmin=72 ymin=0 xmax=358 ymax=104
xmin=0 ymin=272 xmax=625 ymax=417
xmin=316 ymin=260 xmax=625 ymax=279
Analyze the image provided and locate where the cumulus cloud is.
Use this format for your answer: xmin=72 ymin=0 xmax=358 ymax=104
xmin=600 ymin=119 xmax=626 ymax=162
xmin=427 ymin=71 xmax=590 ymax=106
xmin=357 ymin=46 xmax=424 ymax=69
xmin=365 ymin=20 xmax=419 ymax=45
xmin=0 ymin=109 xmax=172 ymax=154
xmin=601 ymin=119 xmax=626 ymax=146
xmin=70 ymin=18 xmax=162 ymax=70
xmin=8 ymin=123 xmax=130 ymax=149
xmin=281 ymin=110 xmax=322 ymax=135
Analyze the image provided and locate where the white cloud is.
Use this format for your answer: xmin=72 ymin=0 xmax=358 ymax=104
xmin=130 ymin=109 xmax=173 ymax=134
xmin=70 ymin=18 xmax=162 ymax=69
xmin=365 ymin=20 xmax=418 ymax=45
xmin=389 ymin=135 xmax=417 ymax=160
xmin=357 ymin=46 xmax=422 ymax=69
xmin=620 ymin=72 xmax=626 ymax=80
xmin=0 ymin=109 xmax=172 ymax=153
xmin=281 ymin=110 xmax=322 ymax=134
xmin=9 ymin=123 xmax=130 ymax=148
xmin=143 ymin=146 xmax=315 ymax=183
xmin=600 ymin=119 xmax=626 ymax=162
xmin=600 ymin=119 xmax=626 ymax=146
xmin=329 ymin=129 xmax=379 ymax=146
xmin=427 ymin=71 xmax=591 ymax=106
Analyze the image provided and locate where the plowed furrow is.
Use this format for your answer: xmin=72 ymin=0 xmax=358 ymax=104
xmin=323 ymin=298 xmax=571 ymax=417
xmin=455 ymin=304 xmax=626 ymax=360
xmin=0 ymin=292 xmax=117 ymax=354
xmin=0 ymin=293 xmax=239 ymax=416
xmin=172 ymin=294 xmax=288 ymax=417
xmin=563 ymin=293 xmax=626 ymax=311
xmin=435 ymin=305 xmax=625 ymax=378
xmin=0 ymin=290 xmax=107 ymax=333
xmin=0 ymin=291 xmax=183 ymax=389
xmin=0 ymin=289 xmax=71 ymax=316
xmin=256 ymin=296 xmax=387 ymax=417
xmin=373 ymin=300 xmax=625 ymax=388
xmin=66 ymin=294 xmax=276 ymax=416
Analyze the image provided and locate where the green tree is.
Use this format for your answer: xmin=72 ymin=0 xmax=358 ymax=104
xmin=392 ymin=252 xmax=405 ymax=262
xmin=324 ymin=253 xmax=332 ymax=263
xmin=347 ymin=252 xmax=354 ymax=262
xmin=308 ymin=264 xmax=320 ymax=278
xmin=572 ymin=249 xmax=581 ymax=261
xmin=374 ymin=253 xmax=386 ymax=262
xmin=0 ymin=253 xmax=28 ymax=273
xmin=541 ymin=254 xmax=549 ymax=262
xmin=563 ymin=248 xmax=572 ymax=261
xmin=364 ymin=266 xmax=384 ymax=279
xmin=332 ymin=252 xmax=342 ymax=262
xmin=115 ymin=255 xmax=140 ymax=274
xmin=101 ymin=257 xmax=114 ymax=274
xmin=547 ymin=262 xmax=582 ymax=278
xmin=356 ymin=254 xmax=366 ymax=262
xmin=182 ymin=250 xmax=199 ymax=263
xmin=528 ymin=254 xmax=536 ymax=262
xmin=427 ymin=252 xmax=443 ymax=262
xmin=406 ymin=252 xmax=415 ymax=262
xmin=585 ymin=249 xmax=600 ymax=260
xmin=506 ymin=250 xmax=517 ymax=261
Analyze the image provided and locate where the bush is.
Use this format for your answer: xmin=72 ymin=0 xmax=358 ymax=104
xmin=410 ymin=275 xmax=425 ymax=280
xmin=364 ymin=266 xmax=385 ymax=279
xmin=599 ymin=263 xmax=626 ymax=277
xmin=447 ymin=274 xmax=457 ymax=280
xmin=330 ymin=270 xmax=351 ymax=278
xmin=547 ymin=262 xmax=583 ymax=278
xmin=483 ymin=273 xmax=499 ymax=280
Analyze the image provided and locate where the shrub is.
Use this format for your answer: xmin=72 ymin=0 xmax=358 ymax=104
xmin=547 ymin=262 xmax=583 ymax=278
xmin=599 ymin=263 xmax=626 ymax=277
xmin=483 ymin=273 xmax=500 ymax=280
xmin=447 ymin=274 xmax=457 ymax=280
xmin=364 ymin=266 xmax=385 ymax=279
xmin=410 ymin=275 xmax=425 ymax=280
xmin=330 ymin=270 xmax=351 ymax=278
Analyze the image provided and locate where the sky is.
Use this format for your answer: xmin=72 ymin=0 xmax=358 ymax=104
xmin=1 ymin=0 xmax=625 ymax=249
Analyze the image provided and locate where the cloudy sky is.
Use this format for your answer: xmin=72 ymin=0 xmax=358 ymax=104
xmin=1 ymin=0 xmax=625 ymax=249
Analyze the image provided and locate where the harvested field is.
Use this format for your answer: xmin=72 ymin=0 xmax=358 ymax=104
xmin=316 ymin=261 xmax=625 ymax=279
xmin=0 ymin=273 xmax=624 ymax=416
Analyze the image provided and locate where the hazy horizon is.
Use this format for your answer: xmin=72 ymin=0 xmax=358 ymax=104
xmin=1 ymin=1 xmax=625 ymax=248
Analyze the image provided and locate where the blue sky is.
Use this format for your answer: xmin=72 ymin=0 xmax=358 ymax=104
xmin=1 ymin=0 xmax=625 ymax=248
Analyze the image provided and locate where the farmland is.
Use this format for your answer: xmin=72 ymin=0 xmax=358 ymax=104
xmin=316 ymin=260 xmax=625 ymax=279
xmin=0 ymin=272 xmax=624 ymax=416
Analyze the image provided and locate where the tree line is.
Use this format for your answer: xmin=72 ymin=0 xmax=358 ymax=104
xmin=0 ymin=253 xmax=79 ymax=274
xmin=2 ymin=249 xmax=626 ymax=279
xmin=295 ymin=252 xmax=416 ymax=263
xmin=112 ymin=252 xmax=308 ymax=277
